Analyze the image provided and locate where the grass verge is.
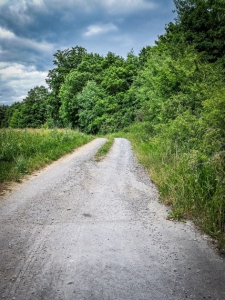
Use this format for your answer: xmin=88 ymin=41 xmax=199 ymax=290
xmin=119 ymin=122 xmax=225 ymax=253
xmin=94 ymin=137 xmax=114 ymax=161
xmin=0 ymin=128 xmax=94 ymax=186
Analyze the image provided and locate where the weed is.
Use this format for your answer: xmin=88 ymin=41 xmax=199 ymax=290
xmin=15 ymin=155 xmax=28 ymax=174
xmin=94 ymin=137 xmax=114 ymax=161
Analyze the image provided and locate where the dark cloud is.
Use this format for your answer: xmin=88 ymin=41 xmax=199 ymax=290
xmin=0 ymin=0 xmax=176 ymax=105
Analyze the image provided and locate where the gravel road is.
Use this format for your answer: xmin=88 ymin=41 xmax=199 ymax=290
xmin=0 ymin=138 xmax=225 ymax=300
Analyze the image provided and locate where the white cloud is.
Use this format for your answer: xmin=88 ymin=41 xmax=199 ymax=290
xmin=83 ymin=23 xmax=118 ymax=37
xmin=0 ymin=63 xmax=48 ymax=104
xmin=98 ymin=0 xmax=155 ymax=13
xmin=32 ymin=0 xmax=155 ymax=14
xmin=4 ymin=0 xmax=43 ymax=10
xmin=0 ymin=27 xmax=15 ymax=39
xmin=0 ymin=0 xmax=8 ymax=5
xmin=1 ymin=0 xmax=155 ymax=15
xmin=23 ymin=39 xmax=53 ymax=53
xmin=0 ymin=26 xmax=53 ymax=53
xmin=68 ymin=0 xmax=155 ymax=13
xmin=0 ymin=63 xmax=47 ymax=84
xmin=33 ymin=0 xmax=44 ymax=5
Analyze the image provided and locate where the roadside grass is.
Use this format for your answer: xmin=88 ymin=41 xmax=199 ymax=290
xmin=94 ymin=136 xmax=114 ymax=161
xmin=120 ymin=122 xmax=225 ymax=252
xmin=0 ymin=128 xmax=94 ymax=185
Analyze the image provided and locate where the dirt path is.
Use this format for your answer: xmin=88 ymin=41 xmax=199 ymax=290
xmin=0 ymin=138 xmax=225 ymax=300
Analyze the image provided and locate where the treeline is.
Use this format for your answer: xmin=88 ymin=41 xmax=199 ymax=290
xmin=1 ymin=0 xmax=225 ymax=242
xmin=0 ymin=48 xmax=141 ymax=133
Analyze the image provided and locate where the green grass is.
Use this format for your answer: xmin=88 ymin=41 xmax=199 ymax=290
xmin=120 ymin=122 xmax=225 ymax=252
xmin=94 ymin=136 xmax=114 ymax=161
xmin=0 ymin=128 xmax=94 ymax=184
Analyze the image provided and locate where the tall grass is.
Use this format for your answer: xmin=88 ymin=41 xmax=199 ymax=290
xmin=123 ymin=122 xmax=225 ymax=251
xmin=0 ymin=128 xmax=94 ymax=183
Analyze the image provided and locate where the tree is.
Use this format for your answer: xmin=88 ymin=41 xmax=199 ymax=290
xmin=0 ymin=105 xmax=9 ymax=128
xmin=132 ymin=44 xmax=212 ymax=128
xmin=59 ymin=71 xmax=92 ymax=127
xmin=77 ymin=81 xmax=107 ymax=133
xmin=101 ymin=66 xmax=129 ymax=95
xmin=101 ymin=52 xmax=124 ymax=69
xmin=77 ymin=53 xmax=104 ymax=76
xmin=9 ymin=109 xmax=20 ymax=128
xmin=19 ymin=86 xmax=49 ymax=128
xmin=161 ymin=0 xmax=225 ymax=62
xmin=1 ymin=102 xmax=21 ymax=128
xmin=46 ymin=46 xmax=87 ymax=93
xmin=46 ymin=46 xmax=87 ymax=125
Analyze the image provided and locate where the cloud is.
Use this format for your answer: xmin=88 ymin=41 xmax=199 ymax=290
xmin=0 ymin=25 xmax=54 ymax=70
xmin=0 ymin=27 xmax=14 ymax=38
xmin=99 ymin=0 xmax=156 ymax=13
xmin=2 ymin=0 xmax=155 ymax=15
xmin=0 ymin=63 xmax=48 ymax=105
xmin=0 ymin=0 xmax=8 ymax=5
xmin=0 ymin=25 xmax=53 ymax=52
xmin=83 ymin=23 xmax=118 ymax=37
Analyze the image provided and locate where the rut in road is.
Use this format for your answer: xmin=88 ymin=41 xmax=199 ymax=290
xmin=0 ymin=138 xmax=225 ymax=300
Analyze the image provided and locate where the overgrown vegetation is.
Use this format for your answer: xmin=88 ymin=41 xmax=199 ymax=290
xmin=1 ymin=0 xmax=225 ymax=248
xmin=0 ymin=129 xmax=93 ymax=183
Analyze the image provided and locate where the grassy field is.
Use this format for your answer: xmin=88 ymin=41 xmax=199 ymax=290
xmin=0 ymin=128 xmax=94 ymax=184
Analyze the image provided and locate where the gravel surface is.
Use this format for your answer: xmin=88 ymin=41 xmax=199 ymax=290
xmin=0 ymin=138 xmax=225 ymax=300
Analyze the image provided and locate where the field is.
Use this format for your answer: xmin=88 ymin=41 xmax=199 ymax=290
xmin=0 ymin=128 xmax=94 ymax=184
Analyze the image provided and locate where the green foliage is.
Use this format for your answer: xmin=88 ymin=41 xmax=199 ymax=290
xmin=45 ymin=94 xmax=62 ymax=128
xmin=1 ymin=47 xmax=140 ymax=132
xmin=77 ymin=53 xmax=104 ymax=75
xmin=45 ymin=46 xmax=88 ymax=125
xmin=46 ymin=46 xmax=87 ymax=93
xmin=56 ymin=48 xmax=140 ymax=132
xmin=77 ymin=81 xmax=107 ymax=133
xmin=0 ymin=105 xmax=9 ymax=128
xmin=202 ymin=86 xmax=225 ymax=147
xmin=9 ymin=109 xmax=20 ymax=128
xmin=19 ymin=86 xmax=49 ymax=128
xmin=124 ymin=37 xmax=225 ymax=248
xmin=2 ymin=86 xmax=49 ymax=129
xmin=0 ymin=102 xmax=21 ymax=128
xmin=101 ymin=66 xmax=129 ymax=95
xmin=160 ymin=0 xmax=225 ymax=62
xmin=59 ymin=71 xmax=92 ymax=127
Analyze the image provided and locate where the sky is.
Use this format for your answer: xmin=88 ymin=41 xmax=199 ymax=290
xmin=0 ymin=0 xmax=176 ymax=106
